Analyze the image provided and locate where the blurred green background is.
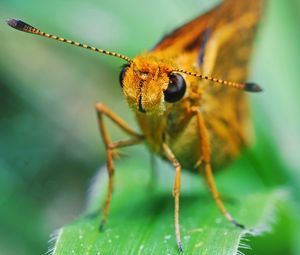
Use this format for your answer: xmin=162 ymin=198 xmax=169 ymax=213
xmin=0 ymin=0 xmax=299 ymax=254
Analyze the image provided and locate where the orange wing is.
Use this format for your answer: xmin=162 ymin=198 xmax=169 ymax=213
xmin=152 ymin=0 xmax=264 ymax=166
xmin=152 ymin=0 xmax=264 ymax=78
xmin=152 ymin=2 xmax=220 ymax=54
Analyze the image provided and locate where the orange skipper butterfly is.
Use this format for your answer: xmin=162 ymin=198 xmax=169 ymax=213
xmin=7 ymin=0 xmax=264 ymax=252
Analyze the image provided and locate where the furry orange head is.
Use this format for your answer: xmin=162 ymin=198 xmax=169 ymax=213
xmin=120 ymin=53 xmax=185 ymax=115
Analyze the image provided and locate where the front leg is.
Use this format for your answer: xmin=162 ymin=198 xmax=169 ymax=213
xmin=95 ymin=103 xmax=144 ymax=230
xmin=162 ymin=142 xmax=183 ymax=253
xmin=192 ymin=107 xmax=245 ymax=229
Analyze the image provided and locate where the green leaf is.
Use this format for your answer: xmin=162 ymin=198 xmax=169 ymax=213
xmin=48 ymin=156 xmax=288 ymax=255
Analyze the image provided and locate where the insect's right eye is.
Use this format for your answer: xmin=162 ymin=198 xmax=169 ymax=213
xmin=164 ymin=73 xmax=186 ymax=103
xmin=119 ymin=64 xmax=130 ymax=87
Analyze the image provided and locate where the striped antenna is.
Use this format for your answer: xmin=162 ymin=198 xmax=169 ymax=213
xmin=173 ymin=68 xmax=262 ymax=92
xmin=6 ymin=19 xmax=133 ymax=63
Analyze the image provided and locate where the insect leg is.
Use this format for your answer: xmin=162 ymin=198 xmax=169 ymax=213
xmin=162 ymin=143 xmax=183 ymax=253
xmin=192 ymin=108 xmax=245 ymax=229
xmin=95 ymin=103 xmax=144 ymax=230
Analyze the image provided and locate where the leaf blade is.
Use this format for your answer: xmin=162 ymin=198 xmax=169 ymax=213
xmin=49 ymin=159 xmax=288 ymax=255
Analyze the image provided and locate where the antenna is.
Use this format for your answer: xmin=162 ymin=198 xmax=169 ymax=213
xmin=6 ymin=19 xmax=133 ymax=63
xmin=173 ymin=68 xmax=262 ymax=92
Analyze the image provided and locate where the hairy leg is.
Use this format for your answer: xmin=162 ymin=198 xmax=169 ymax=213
xmin=95 ymin=103 xmax=144 ymax=229
xmin=192 ymin=107 xmax=244 ymax=229
xmin=162 ymin=142 xmax=183 ymax=253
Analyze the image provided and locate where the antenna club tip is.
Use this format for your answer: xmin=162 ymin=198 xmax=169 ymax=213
xmin=245 ymin=82 xmax=263 ymax=93
xmin=6 ymin=18 xmax=28 ymax=31
xmin=6 ymin=18 xmax=17 ymax=27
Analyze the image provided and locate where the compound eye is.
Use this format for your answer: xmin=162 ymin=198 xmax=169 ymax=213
xmin=164 ymin=73 xmax=186 ymax=103
xmin=119 ymin=64 xmax=130 ymax=87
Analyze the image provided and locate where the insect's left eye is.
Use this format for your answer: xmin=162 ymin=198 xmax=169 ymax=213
xmin=164 ymin=73 xmax=186 ymax=103
xmin=119 ymin=64 xmax=130 ymax=87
